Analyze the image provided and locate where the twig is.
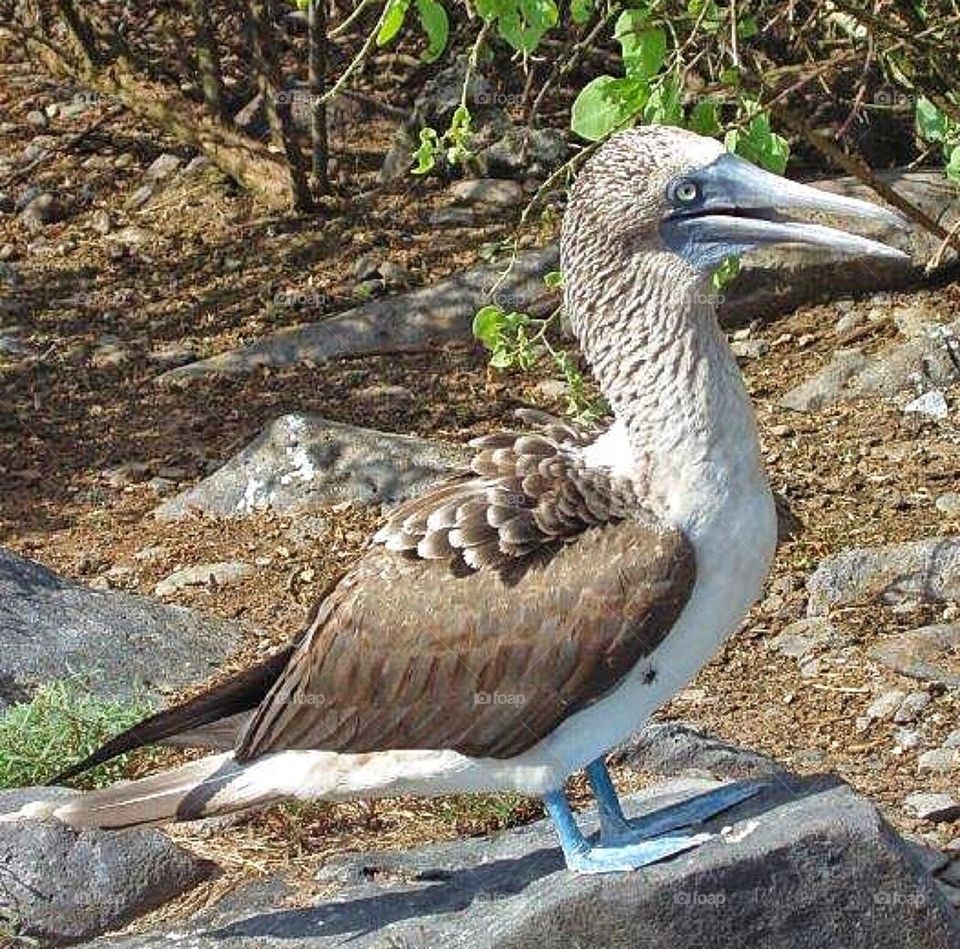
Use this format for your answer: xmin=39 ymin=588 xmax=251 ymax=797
xmin=320 ymin=0 xmax=393 ymax=104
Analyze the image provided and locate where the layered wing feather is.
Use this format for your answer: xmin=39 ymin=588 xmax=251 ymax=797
xmin=235 ymin=411 xmax=695 ymax=762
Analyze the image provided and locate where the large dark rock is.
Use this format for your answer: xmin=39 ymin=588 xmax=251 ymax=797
xmin=0 ymin=547 xmax=243 ymax=708
xmin=0 ymin=787 xmax=215 ymax=946
xmin=87 ymin=776 xmax=959 ymax=948
xmin=153 ymin=415 xmax=468 ymax=520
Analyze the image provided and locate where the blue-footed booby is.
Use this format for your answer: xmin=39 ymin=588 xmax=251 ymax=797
xmin=7 ymin=127 xmax=909 ymax=874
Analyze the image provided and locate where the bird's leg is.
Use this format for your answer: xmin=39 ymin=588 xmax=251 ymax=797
xmin=586 ymin=757 xmax=762 ymax=847
xmin=543 ymin=787 xmax=708 ymax=875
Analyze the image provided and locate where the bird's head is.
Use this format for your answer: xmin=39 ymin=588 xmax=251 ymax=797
xmin=561 ymin=125 xmax=909 ymax=310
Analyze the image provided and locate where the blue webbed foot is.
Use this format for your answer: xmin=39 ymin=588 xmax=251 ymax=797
xmin=564 ymin=832 xmax=711 ymax=875
xmin=585 ymin=758 xmax=760 ymax=847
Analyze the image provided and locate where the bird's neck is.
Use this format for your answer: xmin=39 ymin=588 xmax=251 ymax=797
xmin=567 ymin=252 xmax=768 ymax=529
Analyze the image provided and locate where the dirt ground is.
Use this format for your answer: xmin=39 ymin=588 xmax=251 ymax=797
xmin=2 ymin=55 xmax=960 ymax=923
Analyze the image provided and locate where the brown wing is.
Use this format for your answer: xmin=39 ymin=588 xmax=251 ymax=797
xmin=236 ymin=415 xmax=694 ymax=762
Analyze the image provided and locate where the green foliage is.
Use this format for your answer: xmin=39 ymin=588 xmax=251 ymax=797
xmin=473 ymin=271 xmax=605 ymax=421
xmin=476 ymin=0 xmax=560 ymax=54
xmin=916 ymin=97 xmax=960 ymax=183
xmin=377 ymin=0 xmax=449 ymax=63
xmin=411 ymin=105 xmax=473 ymax=174
xmin=711 ymin=254 xmax=741 ymax=290
xmin=0 ymin=678 xmax=155 ymax=790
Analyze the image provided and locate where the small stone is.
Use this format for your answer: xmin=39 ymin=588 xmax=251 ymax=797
xmin=534 ymin=378 xmax=568 ymax=401
xmin=147 ymin=476 xmax=176 ymax=495
xmin=449 ymin=178 xmax=524 ymax=208
xmin=865 ymin=689 xmax=907 ymax=722
xmin=836 ymin=312 xmax=864 ymax=334
xmin=894 ymin=728 xmax=921 ymax=750
xmin=125 ymin=184 xmax=154 ymax=210
xmin=101 ymin=462 xmax=150 ymax=487
xmin=20 ymin=192 xmax=64 ymax=230
xmin=904 ymin=792 xmax=960 ymax=822
xmin=771 ymin=617 xmax=837 ymax=661
xmin=894 ymin=691 xmax=931 ymax=724
xmin=114 ymin=152 xmax=136 ymax=169
xmin=904 ymin=390 xmax=948 ymax=420
xmin=111 ymin=225 xmax=155 ymax=246
xmin=730 ymin=339 xmax=770 ymax=360
xmin=91 ymin=339 xmax=131 ymax=369
xmin=155 ymin=561 xmax=254 ymax=597
xmin=90 ymin=209 xmax=112 ymax=235
xmin=379 ymin=260 xmax=411 ymax=288
xmin=943 ymin=730 xmax=960 ymax=749
xmin=917 ymin=748 xmax=960 ymax=772
xmin=145 ymin=152 xmax=181 ymax=182
xmin=134 ymin=544 xmax=168 ymax=562
xmin=183 ymin=155 xmax=211 ymax=175
xmin=769 ymin=424 xmax=793 ymax=437
xmin=0 ymin=243 xmax=15 ymax=261
xmin=894 ymin=303 xmax=942 ymax=339
xmin=935 ymin=493 xmax=960 ymax=515
xmin=26 ymin=109 xmax=48 ymax=127
xmin=353 ymin=253 xmax=382 ymax=281
xmin=429 ymin=207 xmax=475 ymax=227
xmin=0 ymin=192 xmax=13 ymax=214
xmin=355 ymin=383 xmax=413 ymax=405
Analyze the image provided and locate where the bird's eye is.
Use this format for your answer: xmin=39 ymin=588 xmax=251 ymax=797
xmin=671 ymin=179 xmax=700 ymax=204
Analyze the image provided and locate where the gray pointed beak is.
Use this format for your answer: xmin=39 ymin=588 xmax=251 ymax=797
xmin=661 ymin=152 xmax=912 ymax=272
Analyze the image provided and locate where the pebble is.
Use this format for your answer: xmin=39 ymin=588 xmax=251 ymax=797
xmin=917 ymin=748 xmax=960 ymax=772
xmin=893 ymin=728 xmax=921 ymax=750
xmin=26 ymin=109 xmax=48 ymax=127
xmin=449 ymin=178 xmax=524 ymax=208
xmin=943 ymin=730 xmax=960 ymax=749
xmin=155 ymin=561 xmax=254 ymax=597
xmin=534 ymin=378 xmax=568 ymax=401
xmin=114 ymin=152 xmax=136 ymax=169
xmin=145 ymin=152 xmax=181 ymax=182
xmin=0 ymin=244 xmax=15 ymax=261
xmin=90 ymin=209 xmax=112 ymax=235
xmin=20 ymin=192 xmax=64 ymax=230
xmin=893 ymin=691 xmax=931 ymax=724
xmin=864 ymin=689 xmax=907 ymax=722
xmin=147 ymin=476 xmax=177 ymax=495
xmin=429 ymin=208 xmax=475 ymax=227
xmin=904 ymin=390 xmax=948 ymax=420
xmin=125 ymin=184 xmax=154 ymax=210
xmin=730 ymin=339 xmax=770 ymax=360
xmin=835 ymin=312 xmax=864 ymax=335
xmin=904 ymin=792 xmax=960 ymax=822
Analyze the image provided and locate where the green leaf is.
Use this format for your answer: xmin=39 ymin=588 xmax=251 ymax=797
xmin=719 ymin=66 xmax=741 ymax=86
xmin=711 ymin=254 xmax=741 ymax=289
xmin=688 ymin=98 xmax=720 ymax=135
xmin=377 ymin=0 xmax=411 ymax=46
xmin=732 ymin=108 xmax=790 ymax=173
xmin=615 ymin=14 xmax=666 ymax=80
xmin=736 ymin=14 xmax=758 ymax=38
xmin=411 ymin=126 xmax=439 ymax=174
xmin=571 ymin=75 xmax=648 ymax=141
xmin=497 ymin=0 xmax=559 ymax=52
xmin=571 ymin=0 xmax=593 ymax=24
xmin=947 ymin=144 xmax=960 ymax=183
xmin=473 ymin=304 xmax=507 ymax=349
xmin=643 ymin=74 xmax=682 ymax=126
xmin=490 ymin=347 xmax=515 ymax=368
xmin=415 ymin=0 xmax=449 ymax=62
xmin=916 ymin=97 xmax=949 ymax=144
xmin=544 ymin=270 xmax=564 ymax=288
xmin=687 ymin=0 xmax=722 ymax=32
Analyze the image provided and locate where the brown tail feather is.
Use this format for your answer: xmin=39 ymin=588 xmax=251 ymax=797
xmin=48 ymin=642 xmax=297 ymax=785
xmin=12 ymin=753 xmax=289 ymax=829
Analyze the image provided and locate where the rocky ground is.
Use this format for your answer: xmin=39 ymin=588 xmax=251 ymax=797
xmin=2 ymin=50 xmax=960 ymax=946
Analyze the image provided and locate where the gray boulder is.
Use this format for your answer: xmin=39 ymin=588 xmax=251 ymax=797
xmin=806 ymin=536 xmax=960 ymax=615
xmin=153 ymin=415 xmax=468 ymax=520
xmin=88 ymin=776 xmax=959 ymax=949
xmin=0 ymin=787 xmax=215 ymax=946
xmin=0 ymin=547 xmax=242 ymax=709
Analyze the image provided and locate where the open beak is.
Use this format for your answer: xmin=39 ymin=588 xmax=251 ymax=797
xmin=661 ymin=152 xmax=912 ymax=271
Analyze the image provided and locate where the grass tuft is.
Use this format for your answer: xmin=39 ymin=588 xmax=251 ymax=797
xmin=0 ymin=678 xmax=156 ymax=790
